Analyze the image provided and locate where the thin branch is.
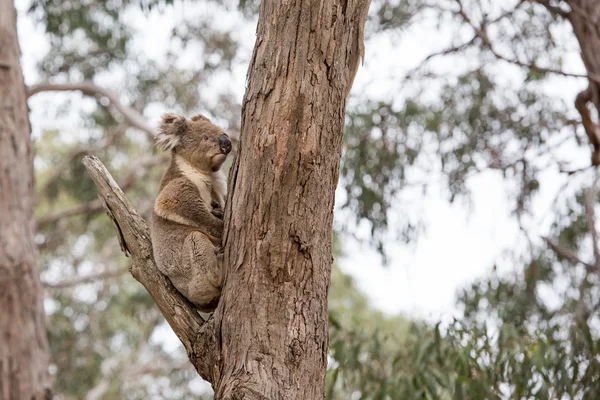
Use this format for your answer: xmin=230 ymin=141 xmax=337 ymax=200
xmin=575 ymin=87 xmax=600 ymax=165
xmin=81 ymin=155 xmax=217 ymax=383
xmin=406 ymin=1 xmax=522 ymax=80
xmin=454 ymin=0 xmax=589 ymax=80
xmin=36 ymin=146 xmax=91 ymax=202
xmin=36 ymin=154 xmax=169 ymax=229
xmin=42 ymin=268 xmax=127 ymax=289
xmin=542 ymin=236 xmax=594 ymax=270
xmin=27 ymin=81 xmax=155 ymax=137
xmin=36 ymin=126 xmax=125 ymax=203
xmin=516 ymin=212 xmax=536 ymax=262
xmin=37 ymin=199 xmax=105 ymax=228
xmin=404 ymin=36 xmax=477 ymax=79
xmin=559 ymin=164 xmax=594 ymax=175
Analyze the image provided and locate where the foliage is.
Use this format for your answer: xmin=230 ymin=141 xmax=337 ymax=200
xmin=328 ymin=224 xmax=600 ymax=399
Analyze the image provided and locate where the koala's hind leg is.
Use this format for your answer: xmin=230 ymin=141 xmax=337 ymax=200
xmin=182 ymin=231 xmax=223 ymax=312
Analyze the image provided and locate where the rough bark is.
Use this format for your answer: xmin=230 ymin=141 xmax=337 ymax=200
xmin=0 ymin=1 xmax=53 ymax=398
xmin=565 ymin=0 xmax=600 ymax=164
xmin=215 ymin=1 xmax=370 ymax=399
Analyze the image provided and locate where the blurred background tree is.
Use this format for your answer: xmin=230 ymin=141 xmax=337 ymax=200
xmin=19 ymin=0 xmax=600 ymax=398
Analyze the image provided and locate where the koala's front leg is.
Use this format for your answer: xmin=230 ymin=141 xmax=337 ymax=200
xmin=210 ymin=201 xmax=227 ymax=258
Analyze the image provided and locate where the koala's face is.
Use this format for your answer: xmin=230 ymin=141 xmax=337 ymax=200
xmin=156 ymin=113 xmax=232 ymax=173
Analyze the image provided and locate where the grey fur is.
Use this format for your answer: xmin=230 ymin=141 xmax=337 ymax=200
xmin=151 ymin=113 xmax=230 ymax=312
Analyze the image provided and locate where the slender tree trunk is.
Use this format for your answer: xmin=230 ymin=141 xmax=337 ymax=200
xmin=216 ymin=1 xmax=370 ymax=398
xmin=0 ymin=1 xmax=53 ymax=399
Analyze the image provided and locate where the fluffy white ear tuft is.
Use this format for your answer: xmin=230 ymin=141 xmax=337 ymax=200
xmin=155 ymin=113 xmax=187 ymax=151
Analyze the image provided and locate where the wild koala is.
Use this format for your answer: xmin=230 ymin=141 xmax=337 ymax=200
xmin=151 ymin=113 xmax=232 ymax=312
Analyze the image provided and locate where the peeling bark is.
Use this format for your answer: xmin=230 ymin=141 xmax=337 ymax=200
xmin=0 ymin=1 xmax=53 ymax=398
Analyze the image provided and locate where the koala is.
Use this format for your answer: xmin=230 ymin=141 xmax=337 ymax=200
xmin=151 ymin=113 xmax=232 ymax=312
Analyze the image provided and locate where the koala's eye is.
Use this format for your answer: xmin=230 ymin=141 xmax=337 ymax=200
xmin=202 ymin=135 xmax=209 ymax=141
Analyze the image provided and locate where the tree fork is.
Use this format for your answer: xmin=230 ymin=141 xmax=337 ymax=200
xmin=83 ymin=0 xmax=369 ymax=398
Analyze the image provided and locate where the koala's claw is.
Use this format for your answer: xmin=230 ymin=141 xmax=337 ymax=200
xmin=210 ymin=200 xmax=224 ymax=219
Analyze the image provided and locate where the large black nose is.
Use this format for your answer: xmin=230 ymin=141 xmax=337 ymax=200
xmin=218 ymin=134 xmax=232 ymax=154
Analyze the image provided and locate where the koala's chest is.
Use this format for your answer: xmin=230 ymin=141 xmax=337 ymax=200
xmin=209 ymin=186 xmax=224 ymax=208
xmin=176 ymin=159 xmax=226 ymax=209
xmin=193 ymin=180 xmax=225 ymax=211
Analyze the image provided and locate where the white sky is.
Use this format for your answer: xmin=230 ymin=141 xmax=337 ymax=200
xmin=15 ymin=0 xmax=591 ymax=325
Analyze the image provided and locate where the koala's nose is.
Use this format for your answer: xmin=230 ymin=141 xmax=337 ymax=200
xmin=219 ymin=134 xmax=232 ymax=154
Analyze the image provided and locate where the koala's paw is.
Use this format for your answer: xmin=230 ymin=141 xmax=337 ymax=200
xmin=211 ymin=200 xmax=224 ymax=219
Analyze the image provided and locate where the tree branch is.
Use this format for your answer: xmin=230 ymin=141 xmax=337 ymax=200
xmin=37 ymin=154 xmax=168 ymax=229
xmin=454 ymin=0 xmax=590 ymax=80
xmin=575 ymin=87 xmax=600 ymax=165
xmin=36 ymin=146 xmax=91 ymax=202
xmin=542 ymin=236 xmax=594 ymax=270
xmin=37 ymin=199 xmax=105 ymax=228
xmin=81 ymin=155 xmax=217 ymax=383
xmin=27 ymin=82 xmax=155 ymax=137
xmin=42 ymin=268 xmax=127 ymax=289
xmin=404 ymin=36 xmax=477 ymax=79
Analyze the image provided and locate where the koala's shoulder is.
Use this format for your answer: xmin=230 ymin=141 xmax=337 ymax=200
xmin=154 ymin=177 xmax=203 ymax=226
xmin=157 ymin=177 xmax=198 ymax=203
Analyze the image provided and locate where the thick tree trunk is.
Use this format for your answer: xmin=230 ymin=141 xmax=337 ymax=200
xmin=0 ymin=1 xmax=53 ymax=399
xmin=216 ymin=1 xmax=370 ymax=399
xmin=566 ymin=0 xmax=600 ymax=164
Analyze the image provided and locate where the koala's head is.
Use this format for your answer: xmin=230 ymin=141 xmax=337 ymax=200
xmin=155 ymin=113 xmax=232 ymax=173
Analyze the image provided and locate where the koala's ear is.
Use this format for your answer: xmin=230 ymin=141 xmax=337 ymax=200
xmin=156 ymin=113 xmax=187 ymax=151
xmin=190 ymin=114 xmax=210 ymax=123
